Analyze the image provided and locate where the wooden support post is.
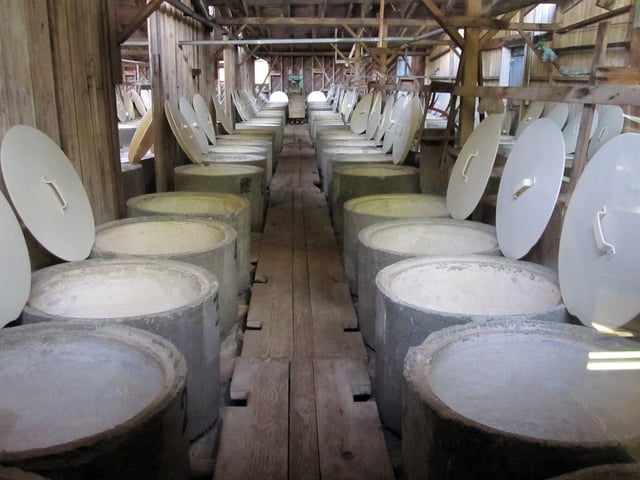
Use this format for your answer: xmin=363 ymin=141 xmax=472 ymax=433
xmin=630 ymin=0 xmax=640 ymax=117
xmin=567 ymin=21 xmax=610 ymax=194
xmin=223 ymin=37 xmax=237 ymax=122
xmin=460 ymin=0 xmax=480 ymax=145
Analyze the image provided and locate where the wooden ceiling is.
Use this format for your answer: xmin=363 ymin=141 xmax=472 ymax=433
xmin=117 ymin=0 xmax=566 ymax=61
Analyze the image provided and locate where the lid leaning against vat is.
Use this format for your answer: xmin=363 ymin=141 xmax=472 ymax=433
xmin=496 ymin=118 xmax=565 ymax=259
xmin=164 ymin=100 xmax=204 ymax=164
xmin=193 ymin=93 xmax=217 ymax=145
xmin=1 ymin=126 xmax=95 ymax=262
xmin=365 ymin=91 xmax=383 ymax=140
xmin=559 ymin=133 xmax=640 ymax=331
xmin=446 ymin=114 xmax=502 ymax=220
xmin=0 ymin=191 xmax=31 ymax=327
xmin=128 ymin=107 xmax=154 ymax=164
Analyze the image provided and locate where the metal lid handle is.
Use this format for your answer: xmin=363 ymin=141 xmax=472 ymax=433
xmin=42 ymin=177 xmax=68 ymax=212
xmin=593 ymin=205 xmax=616 ymax=258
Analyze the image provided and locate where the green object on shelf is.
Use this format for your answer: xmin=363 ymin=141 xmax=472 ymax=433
xmin=289 ymin=75 xmax=304 ymax=94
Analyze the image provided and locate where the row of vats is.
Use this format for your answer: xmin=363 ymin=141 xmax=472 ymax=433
xmin=308 ymin=86 xmax=640 ymax=479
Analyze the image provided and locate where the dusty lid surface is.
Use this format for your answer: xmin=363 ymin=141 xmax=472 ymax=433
xmin=193 ymin=93 xmax=217 ymax=145
xmin=423 ymin=323 xmax=640 ymax=443
xmin=496 ymin=118 xmax=565 ymax=259
xmin=559 ymin=133 xmax=640 ymax=331
xmin=0 ymin=192 xmax=31 ymax=327
xmin=365 ymin=91 xmax=383 ymax=139
xmin=361 ymin=219 xmax=497 ymax=256
xmin=212 ymin=94 xmax=235 ymax=134
xmin=350 ymin=93 xmax=374 ymax=134
xmin=0 ymin=125 xmax=95 ymax=262
xmin=27 ymin=258 xmax=214 ymax=318
xmin=0 ymin=322 xmax=184 ymax=454
xmin=129 ymin=192 xmax=249 ymax=216
xmin=392 ymin=96 xmax=422 ymax=165
xmin=543 ymin=103 xmax=569 ymax=129
xmin=588 ymin=105 xmax=624 ymax=159
xmin=179 ymin=96 xmax=209 ymax=154
xmin=94 ymin=218 xmax=232 ymax=256
xmin=447 ymin=115 xmax=502 ymax=219
xmin=382 ymin=95 xmax=409 ymax=153
xmin=128 ymin=108 xmax=154 ymax=164
xmin=374 ymin=94 xmax=395 ymax=144
xmin=379 ymin=256 xmax=561 ymax=316
xmin=346 ymin=193 xmax=449 ymax=218
xmin=562 ymin=109 xmax=599 ymax=155
xmin=164 ymin=101 xmax=204 ymax=164
xmin=515 ymin=101 xmax=545 ymax=137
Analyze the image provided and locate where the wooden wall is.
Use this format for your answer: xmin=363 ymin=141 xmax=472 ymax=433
xmin=1 ymin=0 xmax=122 ymax=227
xmin=148 ymin=3 xmax=218 ymax=191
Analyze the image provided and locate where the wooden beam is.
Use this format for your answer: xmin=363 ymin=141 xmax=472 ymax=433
xmin=555 ymin=4 xmax=631 ymax=34
xmin=118 ymin=0 xmax=164 ymax=44
xmin=595 ymin=66 xmax=640 ymax=85
xmin=568 ymin=21 xmax=609 ymax=194
xmin=479 ymin=11 xmax=518 ymax=49
xmin=484 ymin=0 xmax=545 ymax=16
xmin=421 ymin=0 xmax=465 ymax=48
xmin=460 ymin=0 xmax=480 ymax=145
xmin=516 ymin=28 xmax=564 ymax=75
xmin=453 ymin=83 xmax=640 ymax=106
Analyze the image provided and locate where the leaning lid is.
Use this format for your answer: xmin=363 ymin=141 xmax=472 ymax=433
xmin=515 ymin=101 xmax=545 ymax=137
xmin=212 ymin=94 xmax=235 ymax=134
xmin=383 ymin=95 xmax=408 ymax=153
xmin=179 ymin=96 xmax=209 ymax=154
xmin=559 ymin=133 xmax=640 ymax=330
xmin=350 ymin=93 xmax=374 ymax=134
xmin=0 ymin=191 xmax=30 ymax=326
xmin=392 ymin=96 xmax=422 ymax=165
xmin=447 ymin=115 xmax=502 ymax=220
xmin=365 ymin=91 xmax=383 ymax=140
xmin=164 ymin=100 xmax=204 ymax=164
xmin=193 ymin=93 xmax=217 ymax=145
xmin=496 ymin=118 xmax=565 ymax=259
xmin=543 ymin=103 xmax=569 ymax=130
xmin=587 ymin=104 xmax=624 ymax=159
xmin=0 ymin=125 xmax=95 ymax=262
xmin=128 ymin=107 xmax=154 ymax=164
xmin=562 ymin=109 xmax=599 ymax=155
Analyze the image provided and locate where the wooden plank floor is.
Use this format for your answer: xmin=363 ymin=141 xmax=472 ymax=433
xmin=214 ymin=125 xmax=393 ymax=480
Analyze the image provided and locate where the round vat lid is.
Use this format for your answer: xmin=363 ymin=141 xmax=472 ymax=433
xmin=563 ymin=109 xmax=599 ymax=155
xmin=392 ymin=96 xmax=421 ymax=165
xmin=496 ymin=118 xmax=565 ymax=259
xmin=588 ymin=104 xmax=624 ymax=159
xmin=130 ymin=89 xmax=147 ymax=117
xmin=350 ymin=93 xmax=374 ymax=134
xmin=179 ymin=96 xmax=209 ymax=154
xmin=193 ymin=94 xmax=217 ymax=145
xmin=115 ymin=86 xmax=128 ymax=122
xmin=128 ymin=108 xmax=154 ymax=164
xmin=515 ymin=101 xmax=545 ymax=137
xmin=307 ymin=91 xmax=326 ymax=103
xmin=164 ymin=100 xmax=204 ymax=164
xmin=122 ymin=89 xmax=136 ymax=120
xmin=543 ymin=103 xmax=569 ymax=129
xmin=374 ymin=94 xmax=395 ymax=144
xmin=559 ymin=133 xmax=640 ymax=330
xmin=0 ymin=125 xmax=95 ymax=261
xmin=212 ymin=94 xmax=235 ymax=134
xmin=343 ymin=90 xmax=359 ymax=122
xmin=383 ymin=95 xmax=408 ymax=153
xmin=365 ymin=91 xmax=383 ymax=140
xmin=0 ymin=192 xmax=30 ymax=327
xmin=447 ymin=115 xmax=502 ymax=220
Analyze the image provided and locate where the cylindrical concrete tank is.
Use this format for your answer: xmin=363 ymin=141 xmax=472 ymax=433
xmin=234 ymin=124 xmax=282 ymax=153
xmin=91 ymin=216 xmax=238 ymax=335
xmin=21 ymin=258 xmax=219 ymax=442
xmin=358 ymin=219 xmax=499 ymax=348
xmin=403 ymin=320 xmax=640 ymax=480
xmin=0 ymin=466 xmax=47 ymax=479
xmin=174 ymin=164 xmax=265 ymax=232
xmin=139 ymin=156 xmax=156 ymax=193
xmin=126 ymin=192 xmax=251 ymax=292
xmin=214 ymin=137 xmax=275 ymax=173
xmin=318 ymin=145 xmax=385 ymax=176
xmin=120 ymin=163 xmax=145 ymax=202
xmin=0 ymin=321 xmax=189 ymax=480
xmin=376 ymin=255 xmax=568 ymax=434
xmin=322 ymin=154 xmax=393 ymax=200
xmin=343 ymin=193 xmax=450 ymax=294
xmin=332 ymin=164 xmax=420 ymax=234
xmin=202 ymin=152 xmax=269 ymax=186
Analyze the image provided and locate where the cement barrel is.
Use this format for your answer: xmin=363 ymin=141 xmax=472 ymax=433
xmin=91 ymin=216 xmax=237 ymax=335
xmin=332 ymin=164 xmax=420 ymax=234
xmin=403 ymin=319 xmax=640 ymax=479
xmin=126 ymin=192 xmax=251 ymax=292
xmin=358 ymin=218 xmax=499 ymax=348
xmin=343 ymin=193 xmax=450 ymax=294
xmin=175 ymin=164 xmax=265 ymax=232
xmin=120 ymin=163 xmax=145 ymax=202
xmin=21 ymin=258 xmax=219 ymax=443
xmin=0 ymin=321 xmax=189 ymax=479
xmin=376 ymin=255 xmax=568 ymax=434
